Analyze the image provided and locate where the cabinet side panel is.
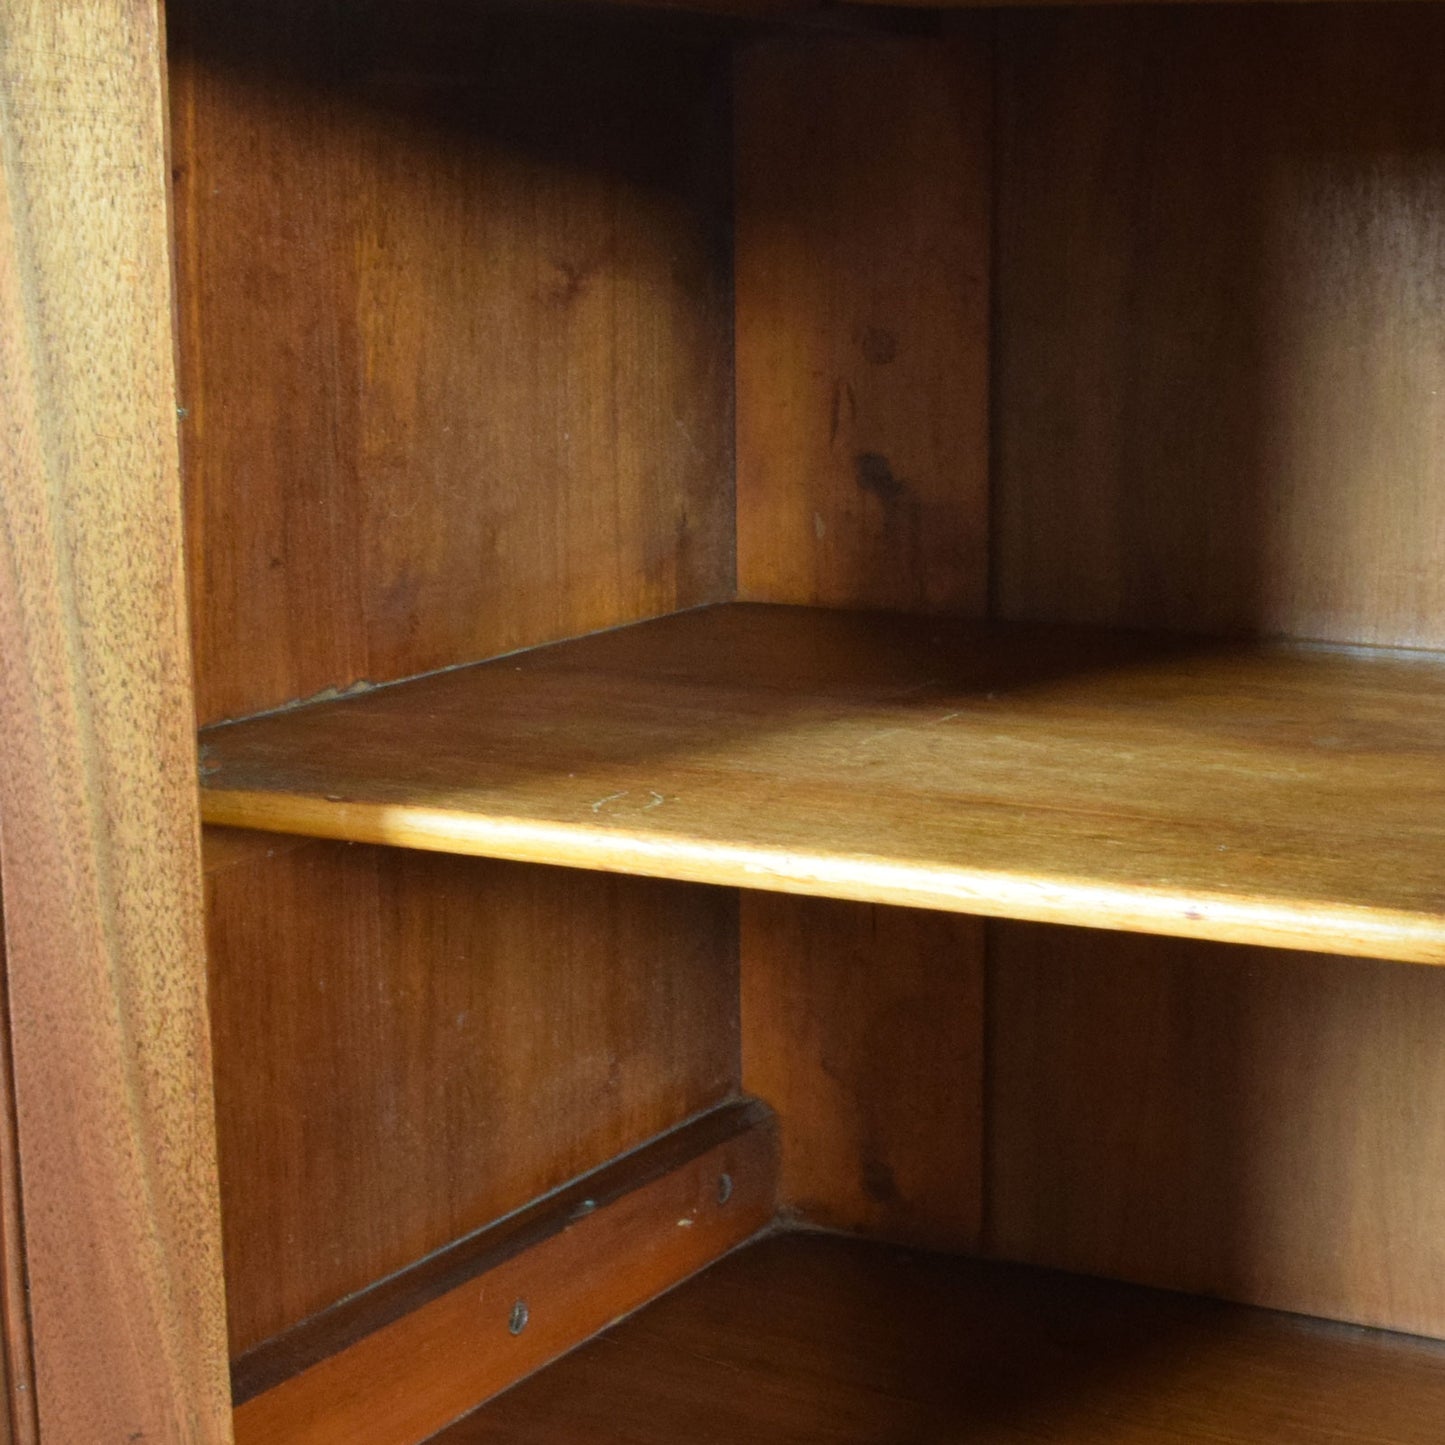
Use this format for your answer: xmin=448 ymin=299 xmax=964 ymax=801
xmin=170 ymin=0 xmax=735 ymax=726
xmin=989 ymin=926 xmax=1445 ymax=1338
xmin=0 ymin=1 xmax=232 ymax=1437
xmin=994 ymin=4 xmax=1445 ymax=647
xmin=205 ymin=836 xmax=740 ymax=1353
xmin=735 ymin=32 xmax=990 ymax=614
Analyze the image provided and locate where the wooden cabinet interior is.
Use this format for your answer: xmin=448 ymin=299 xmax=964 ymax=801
xmin=6 ymin=0 xmax=1445 ymax=1438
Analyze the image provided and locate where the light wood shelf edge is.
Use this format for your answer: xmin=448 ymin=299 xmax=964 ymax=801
xmin=199 ymin=789 xmax=1445 ymax=964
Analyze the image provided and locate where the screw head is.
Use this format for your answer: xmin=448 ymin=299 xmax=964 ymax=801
xmin=508 ymin=1299 xmax=529 ymax=1336
xmin=717 ymin=1172 xmax=734 ymax=1205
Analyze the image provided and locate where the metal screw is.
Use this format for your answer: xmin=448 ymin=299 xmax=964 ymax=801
xmin=717 ymin=1172 xmax=734 ymax=1206
xmin=508 ymin=1299 xmax=529 ymax=1336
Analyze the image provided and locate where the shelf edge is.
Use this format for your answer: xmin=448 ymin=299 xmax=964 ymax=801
xmin=200 ymin=789 xmax=1445 ymax=966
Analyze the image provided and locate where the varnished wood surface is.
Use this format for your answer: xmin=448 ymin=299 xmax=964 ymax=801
xmin=200 ymin=603 xmax=1445 ymax=962
xmin=988 ymin=924 xmax=1445 ymax=1337
xmin=234 ymin=1105 xmax=777 ymax=1445
xmin=735 ymin=34 xmax=990 ymax=614
xmin=205 ymin=833 xmax=739 ymax=1354
xmin=170 ymin=0 xmax=735 ymax=726
xmin=742 ymin=895 xmax=983 ymax=1248
xmin=987 ymin=1 xmax=1445 ymax=1335
xmin=995 ymin=3 xmax=1445 ymax=648
xmin=232 ymin=1101 xmax=769 ymax=1403
xmin=0 ymin=2 xmax=232 ymax=1439
xmin=439 ymin=1232 xmax=1445 ymax=1443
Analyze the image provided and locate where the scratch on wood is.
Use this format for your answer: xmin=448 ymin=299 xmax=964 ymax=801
xmin=858 ymin=728 xmax=907 ymax=747
xmin=590 ymin=790 xmax=629 ymax=813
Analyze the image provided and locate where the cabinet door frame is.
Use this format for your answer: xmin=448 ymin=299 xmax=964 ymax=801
xmin=0 ymin=1 xmax=231 ymax=1438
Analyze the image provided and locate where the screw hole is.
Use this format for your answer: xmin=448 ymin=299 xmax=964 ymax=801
xmin=717 ymin=1173 xmax=734 ymax=1206
xmin=508 ymin=1300 xmax=529 ymax=1336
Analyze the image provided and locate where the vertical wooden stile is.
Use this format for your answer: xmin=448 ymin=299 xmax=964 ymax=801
xmin=0 ymin=1 xmax=232 ymax=1438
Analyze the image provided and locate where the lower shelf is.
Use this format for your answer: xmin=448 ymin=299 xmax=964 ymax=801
xmin=436 ymin=1232 xmax=1445 ymax=1444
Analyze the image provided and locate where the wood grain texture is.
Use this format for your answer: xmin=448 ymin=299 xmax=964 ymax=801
xmin=0 ymin=907 xmax=32 ymax=1445
xmin=742 ymin=895 xmax=983 ymax=1248
xmin=995 ymin=3 xmax=1445 ymax=647
xmin=231 ymin=1101 xmax=768 ymax=1404
xmin=169 ymin=0 xmax=735 ymax=725
xmin=988 ymin=923 xmax=1445 ymax=1338
xmin=441 ymin=1232 xmax=1445 ymax=1444
xmin=232 ymin=1107 xmax=777 ymax=1445
xmin=735 ymin=33 xmax=990 ymax=614
xmin=205 ymin=832 xmax=739 ymax=1354
xmin=989 ymin=3 xmax=1445 ymax=1340
xmin=0 ymin=2 xmax=232 ymax=1440
xmin=199 ymin=603 xmax=1445 ymax=963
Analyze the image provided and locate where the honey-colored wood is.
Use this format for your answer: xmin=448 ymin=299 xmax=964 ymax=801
xmin=987 ymin=924 xmax=1445 ymax=1337
xmin=742 ymin=895 xmax=983 ymax=1247
xmin=440 ymin=1232 xmax=1445 ymax=1444
xmin=994 ymin=4 xmax=1445 ymax=647
xmin=232 ymin=1106 xmax=777 ymax=1445
xmin=169 ymin=0 xmax=735 ymax=725
xmin=0 ymin=2 xmax=232 ymax=1440
xmin=199 ymin=603 xmax=1445 ymax=963
xmin=205 ymin=832 xmax=739 ymax=1353
xmin=735 ymin=35 xmax=990 ymax=614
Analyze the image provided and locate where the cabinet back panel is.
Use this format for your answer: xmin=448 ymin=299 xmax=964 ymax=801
xmin=742 ymin=895 xmax=984 ymax=1251
xmin=732 ymin=31 xmax=992 ymax=1248
xmin=204 ymin=833 xmax=739 ymax=1354
xmin=170 ymin=0 xmax=735 ymax=726
xmin=995 ymin=3 xmax=1445 ymax=648
xmin=988 ymin=924 xmax=1445 ymax=1338
xmin=989 ymin=3 xmax=1445 ymax=1338
xmin=735 ymin=33 xmax=991 ymax=614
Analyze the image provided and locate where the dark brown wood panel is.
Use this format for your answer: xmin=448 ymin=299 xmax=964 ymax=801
xmin=735 ymin=32 xmax=991 ymax=614
xmin=439 ymin=1232 xmax=1445 ymax=1444
xmin=205 ymin=833 xmax=740 ymax=1354
xmin=0 ymin=2 xmax=232 ymax=1438
xmin=994 ymin=3 xmax=1445 ymax=648
xmin=742 ymin=895 xmax=983 ymax=1249
xmin=988 ymin=923 xmax=1445 ymax=1338
xmin=169 ymin=0 xmax=735 ymax=725
xmin=233 ymin=1106 xmax=776 ymax=1445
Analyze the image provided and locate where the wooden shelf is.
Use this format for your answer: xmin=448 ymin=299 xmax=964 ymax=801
xmin=435 ymin=1232 xmax=1445 ymax=1444
xmin=198 ymin=603 xmax=1445 ymax=963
